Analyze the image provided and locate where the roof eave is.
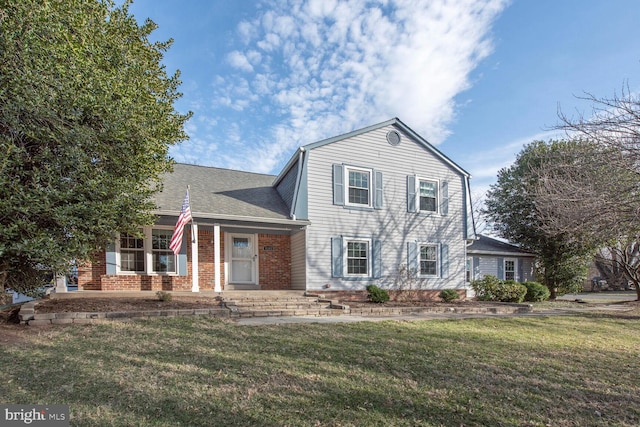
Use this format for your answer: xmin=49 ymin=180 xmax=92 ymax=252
xmin=272 ymin=147 xmax=303 ymax=187
xmin=154 ymin=210 xmax=311 ymax=227
xmin=467 ymin=250 xmax=536 ymax=258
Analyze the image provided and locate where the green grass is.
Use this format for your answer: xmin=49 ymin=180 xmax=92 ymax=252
xmin=1 ymin=311 xmax=639 ymax=426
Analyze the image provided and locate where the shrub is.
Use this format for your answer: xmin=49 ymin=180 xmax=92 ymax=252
xmin=156 ymin=291 xmax=172 ymax=302
xmin=366 ymin=284 xmax=389 ymax=303
xmin=471 ymin=275 xmax=527 ymax=303
xmin=440 ymin=289 xmax=460 ymax=302
xmin=500 ymin=280 xmax=528 ymax=303
xmin=471 ymin=275 xmax=502 ymax=301
xmin=522 ymin=281 xmax=550 ymax=302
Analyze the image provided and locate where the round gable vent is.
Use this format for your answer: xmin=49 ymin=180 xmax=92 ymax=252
xmin=386 ymin=130 xmax=401 ymax=146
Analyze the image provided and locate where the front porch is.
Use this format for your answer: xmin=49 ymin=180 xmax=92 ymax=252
xmin=78 ymin=223 xmax=307 ymax=292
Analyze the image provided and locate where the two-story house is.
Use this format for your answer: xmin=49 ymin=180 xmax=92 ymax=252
xmin=78 ymin=118 xmax=476 ymax=299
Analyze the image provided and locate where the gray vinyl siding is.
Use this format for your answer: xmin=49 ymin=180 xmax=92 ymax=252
xmin=303 ymin=124 xmax=467 ymax=291
xmin=520 ymin=258 xmax=535 ymax=282
xmin=290 ymin=229 xmax=306 ymax=290
xmin=275 ymin=160 xmax=298 ymax=212
xmin=472 ymin=256 xmax=536 ymax=282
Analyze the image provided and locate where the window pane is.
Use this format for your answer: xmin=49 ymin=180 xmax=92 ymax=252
xmin=152 ymin=229 xmax=172 ymax=250
xmin=419 ymin=181 xmax=437 ymax=212
xmin=349 ymin=187 xmax=369 ymax=205
xmin=348 ymin=170 xmax=370 ymax=205
xmin=419 ymin=245 xmax=437 ymax=276
xmin=153 ymin=252 xmax=175 ymax=273
xmin=152 ymin=229 xmax=176 ymax=273
xmin=121 ymin=250 xmax=144 ymax=272
xmin=120 ymin=232 xmax=144 ymax=272
xmin=346 ymin=241 xmax=368 ymax=275
xmin=505 ymin=260 xmax=515 ymax=281
xmin=120 ymin=233 xmax=143 ymax=249
xmin=232 ymin=237 xmax=252 ymax=258
xmin=348 ymin=259 xmax=368 ymax=274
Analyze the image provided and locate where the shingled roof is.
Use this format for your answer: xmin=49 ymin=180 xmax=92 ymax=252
xmin=153 ymin=163 xmax=293 ymax=223
xmin=468 ymin=234 xmax=535 ymax=257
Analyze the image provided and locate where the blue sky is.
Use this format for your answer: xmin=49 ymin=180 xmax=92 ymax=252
xmin=129 ymin=0 xmax=640 ymax=198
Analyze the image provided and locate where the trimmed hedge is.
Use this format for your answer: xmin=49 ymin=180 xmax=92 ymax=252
xmin=471 ymin=275 xmax=527 ymax=303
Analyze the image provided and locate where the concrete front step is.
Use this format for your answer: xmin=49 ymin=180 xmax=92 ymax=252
xmin=222 ymin=294 xmax=343 ymax=317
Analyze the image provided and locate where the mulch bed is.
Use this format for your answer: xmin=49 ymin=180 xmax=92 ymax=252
xmin=33 ymin=297 xmax=224 ymax=314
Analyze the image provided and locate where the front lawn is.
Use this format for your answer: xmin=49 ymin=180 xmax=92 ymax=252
xmin=1 ymin=310 xmax=639 ymax=426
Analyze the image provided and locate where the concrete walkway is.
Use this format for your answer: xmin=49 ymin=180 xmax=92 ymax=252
xmin=558 ymin=291 xmax=637 ymax=302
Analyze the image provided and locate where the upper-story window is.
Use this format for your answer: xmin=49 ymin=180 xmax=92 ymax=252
xmin=407 ymin=175 xmax=448 ymax=215
xmin=333 ymin=164 xmax=383 ymax=210
xmin=347 ymin=167 xmax=371 ymax=207
xmin=419 ymin=179 xmax=438 ymax=212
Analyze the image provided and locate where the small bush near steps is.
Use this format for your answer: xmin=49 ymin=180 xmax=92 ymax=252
xmin=156 ymin=291 xmax=173 ymax=302
xmin=439 ymin=289 xmax=460 ymax=303
xmin=366 ymin=284 xmax=390 ymax=303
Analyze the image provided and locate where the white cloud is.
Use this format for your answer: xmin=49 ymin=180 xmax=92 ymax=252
xmin=226 ymin=51 xmax=254 ymax=72
xmin=203 ymin=0 xmax=510 ymax=174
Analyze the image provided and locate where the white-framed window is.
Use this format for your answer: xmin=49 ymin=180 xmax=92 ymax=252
xmin=504 ymin=259 xmax=516 ymax=281
xmin=466 ymin=257 xmax=472 ymax=283
xmin=117 ymin=226 xmax=178 ymax=274
xmin=119 ymin=233 xmax=145 ymax=273
xmin=152 ymin=229 xmax=176 ymax=273
xmin=346 ymin=167 xmax=372 ymax=207
xmin=344 ymin=238 xmax=371 ymax=277
xmin=418 ymin=178 xmax=438 ymax=213
xmin=419 ymin=244 xmax=438 ymax=277
xmin=407 ymin=175 xmax=447 ymax=215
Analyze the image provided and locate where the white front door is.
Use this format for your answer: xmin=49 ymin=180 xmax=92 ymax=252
xmin=229 ymin=234 xmax=256 ymax=284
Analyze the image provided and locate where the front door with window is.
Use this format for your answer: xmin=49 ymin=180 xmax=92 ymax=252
xmin=229 ymin=234 xmax=256 ymax=284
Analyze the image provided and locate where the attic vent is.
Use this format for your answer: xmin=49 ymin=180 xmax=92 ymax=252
xmin=386 ymin=130 xmax=401 ymax=146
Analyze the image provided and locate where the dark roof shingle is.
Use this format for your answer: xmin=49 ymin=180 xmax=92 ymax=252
xmin=154 ymin=164 xmax=290 ymax=220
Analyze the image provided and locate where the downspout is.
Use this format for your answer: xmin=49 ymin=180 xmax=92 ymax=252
xmin=465 ymin=176 xmax=477 ymax=241
xmin=290 ymin=147 xmax=306 ymax=220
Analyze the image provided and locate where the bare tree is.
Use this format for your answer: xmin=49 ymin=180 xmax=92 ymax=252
xmin=594 ymin=242 xmax=637 ymax=291
xmin=530 ymin=84 xmax=640 ymax=300
xmin=532 ymin=140 xmax=639 ymax=245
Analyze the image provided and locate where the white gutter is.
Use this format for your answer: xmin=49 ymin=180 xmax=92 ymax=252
xmin=153 ymin=210 xmax=311 ymax=226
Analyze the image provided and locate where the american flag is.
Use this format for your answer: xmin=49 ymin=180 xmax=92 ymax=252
xmin=169 ymin=189 xmax=192 ymax=255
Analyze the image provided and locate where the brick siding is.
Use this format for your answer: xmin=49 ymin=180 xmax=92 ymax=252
xmin=77 ymin=228 xmax=293 ymax=291
xmin=258 ymin=233 xmax=292 ymax=290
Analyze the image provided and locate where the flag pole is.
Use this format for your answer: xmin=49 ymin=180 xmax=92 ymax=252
xmin=187 ymin=185 xmax=199 ymax=292
xmin=187 ymin=185 xmax=195 ymax=243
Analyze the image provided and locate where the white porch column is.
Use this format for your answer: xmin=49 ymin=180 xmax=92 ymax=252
xmin=191 ymin=223 xmax=199 ymax=292
xmin=54 ymin=273 xmax=67 ymax=293
xmin=214 ymin=223 xmax=221 ymax=292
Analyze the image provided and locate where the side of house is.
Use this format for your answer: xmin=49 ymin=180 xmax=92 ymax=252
xmin=275 ymin=118 xmax=476 ymax=299
xmin=467 ymin=234 xmax=536 ymax=283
